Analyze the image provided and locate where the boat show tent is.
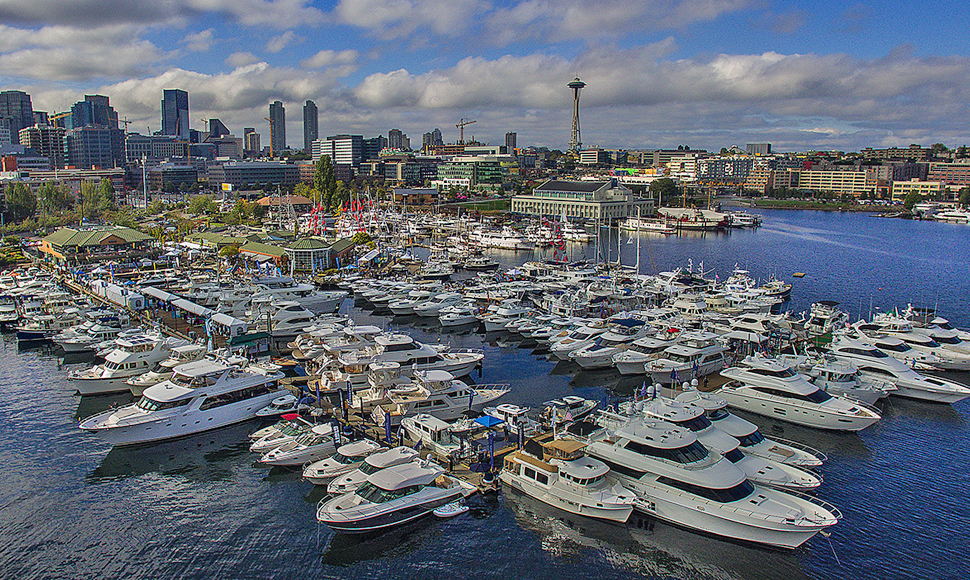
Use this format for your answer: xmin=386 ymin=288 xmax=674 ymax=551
xmin=142 ymin=286 xmax=179 ymax=303
xmin=171 ymin=298 xmax=214 ymax=317
xmin=211 ymin=313 xmax=249 ymax=337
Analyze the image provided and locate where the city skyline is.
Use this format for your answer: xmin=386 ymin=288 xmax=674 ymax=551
xmin=1 ymin=0 xmax=969 ymax=152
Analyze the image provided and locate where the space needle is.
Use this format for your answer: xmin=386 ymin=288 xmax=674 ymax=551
xmin=567 ymin=77 xmax=586 ymax=153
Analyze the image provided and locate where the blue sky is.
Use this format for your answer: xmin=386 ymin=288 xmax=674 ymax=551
xmin=2 ymin=0 xmax=969 ymax=152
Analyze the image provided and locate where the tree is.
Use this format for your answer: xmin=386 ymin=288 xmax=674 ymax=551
xmin=187 ymin=194 xmax=218 ymax=215
xmin=648 ymin=178 xmax=679 ymax=205
xmin=79 ymin=181 xmax=99 ymax=220
xmin=959 ymin=187 xmax=970 ymax=208
xmin=903 ymin=190 xmax=922 ymax=211
xmin=314 ymin=155 xmax=337 ymax=208
xmin=5 ymin=183 xmax=37 ymax=222
xmin=97 ymin=177 xmax=117 ymax=214
xmin=930 ymin=143 xmax=949 ymax=155
xmin=147 ymin=200 xmax=165 ymax=215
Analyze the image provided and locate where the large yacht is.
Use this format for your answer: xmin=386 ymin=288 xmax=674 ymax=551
xmin=326 ymin=446 xmax=421 ymax=496
xmin=613 ymin=336 xmax=678 ymax=375
xmin=316 ymin=461 xmax=474 ymax=533
xmin=128 ymin=343 xmax=208 ymax=396
xmin=333 ymin=333 xmax=485 ymax=380
xmin=790 ymin=355 xmax=896 ymax=405
xmin=673 ymin=388 xmax=826 ymax=468
xmin=68 ymin=335 xmax=184 ymax=395
xmin=576 ymin=413 xmax=840 ymax=548
xmin=827 ymin=337 xmax=970 ymax=403
xmin=79 ymin=358 xmax=286 ymax=446
xmin=371 ymin=370 xmax=509 ymax=427
xmin=620 ymin=395 xmax=821 ymax=491
xmin=500 ymin=438 xmax=635 ymax=523
xmin=852 ymin=319 xmax=970 ymax=371
xmin=570 ymin=319 xmax=650 ymax=369
xmin=303 ymin=439 xmax=384 ymax=485
xmin=549 ymin=324 xmax=608 ymax=361
xmin=645 ymin=331 xmax=729 ymax=384
xmin=718 ymin=355 xmax=882 ymax=431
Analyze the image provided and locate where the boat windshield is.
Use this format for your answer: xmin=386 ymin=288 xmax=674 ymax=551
xmin=135 ymin=396 xmax=190 ymax=412
xmin=878 ymin=342 xmax=912 ymax=353
xmin=674 ymin=414 xmax=713 ymax=432
xmin=657 ymin=476 xmax=755 ymax=503
xmin=934 ymin=335 xmax=961 ymax=345
xmin=355 ymin=481 xmax=423 ymax=504
xmin=359 ymin=462 xmax=383 ymax=475
xmin=804 ymin=389 xmax=833 ymax=403
xmin=624 ymin=439 xmax=709 ymax=463
xmin=736 ymin=430 xmax=765 ymax=447
xmin=723 ymin=448 xmax=745 ymax=463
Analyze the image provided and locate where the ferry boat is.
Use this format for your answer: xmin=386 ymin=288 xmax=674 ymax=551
xmin=79 ymin=359 xmax=286 ymax=446
xmin=619 ymin=216 xmax=676 ymax=234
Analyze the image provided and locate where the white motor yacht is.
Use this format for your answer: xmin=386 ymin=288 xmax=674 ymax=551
xmin=613 ymin=336 xmax=678 ymax=375
xmin=576 ymin=413 xmax=839 ymax=549
xmin=570 ymin=319 xmax=650 ymax=369
xmin=541 ymin=396 xmax=598 ymax=425
xmin=645 ymin=331 xmax=729 ymax=384
xmin=303 ymin=439 xmax=384 ymax=485
xmin=414 ymin=292 xmax=465 ymax=317
xmin=620 ymin=394 xmax=821 ymax=491
xmin=316 ymin=461 xmax=474 ymax=533
xmin=802 ymin=301 xmax=849 ymax=338
xmin=55 ymin=323 xmax=124 ymax=353
xmin=371 ymin=370 xmax=510 ymax=428
xmin=438 ymin=302 xmax=480 ymax=327
xmin=249 ymin=414 xmax=316 ymax=453
xmin=259 ymin=424 xmax=337 ymax=467
xmin=388 ymin=289 xmax=436 ymax=316
xmin=327 ymin=446 xmax=421 ymax=496
xmin=79 ymin=358 xmax=286 ymax=446
xmin=673 ymin=388 xmax=825 ymax=468
xmin=500 ymin=438 xmax=635 ymax=523
xmin=827 ymin=337 xmax=970 ymax=403
xmin=69 ymin=335 xmax=181 ymax=395
xmin=255 ymin=394 xmax=301 ymax=417
xmin=791 ymin=355 xmax=896 ymax=405
xmin=128 ymin=343 xmax=208 ymax=396
xmin=852 ymin=319 xmax=970 ymax=371
xmin=718 ymin=355 xmax=882 ymax=431
xmin=549 ymin=324 xmax=608 ymax=361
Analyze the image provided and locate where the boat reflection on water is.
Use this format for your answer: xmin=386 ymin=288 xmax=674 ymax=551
xmin=505 ymin=486 xmax=810 ymax=580
xmin=570 ymin=368 xmax=621 ymax=390
xmin=74 ymin=392 xmax=134 ymax=421
xmin=319 ymin=495 xmax=497 ymax=568
xmin=881 ymin=387 xmax=968 ymax=427
xmin=87 ymin=421 xmax=255 ymax=483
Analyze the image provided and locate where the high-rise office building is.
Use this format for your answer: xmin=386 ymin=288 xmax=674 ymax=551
xmin=505 ymin=132 xmax=517 ymax=152
xmin=324 ymin=134 xmax=363 ymax=166
xmin=269 ymin=100 xmax=286 ymax=154
xmin=431 ymin=128 xmax=443 ymax=147
xmin=303 ymin=100 xmax=318 ymax=153
xmin=362 ymin=135 xmax=387 ymax=161
xmin=208 ymin=119 xmax=230 ymax=138
xmin=65 ymin=125 xmax=125 ymax=168
xmin=243 ymin=127 xmax=260 ymax=155
xmin=388 ymin=128 xmax=408 ymax=150
xmin=70 ymin=95 xmax=118 ymax=129
xmin=746 ymin=143 xmax=772 ymax=156
xmin=161 ymin=89 xmax=189 ymax=137
xmin=0 ymin=90 xmax=34 ymax=145
xmin=19 ymin=124 xmax=66 ymax=167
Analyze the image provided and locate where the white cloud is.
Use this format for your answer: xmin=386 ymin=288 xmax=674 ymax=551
xmin=333 ymin=0 xmax=484 ymax=38
xmin=181 ymin=28 xmax=215 ymax=52
xmin=0 ymin=0 xmax=324 ymax=28
xmin=301 ymin=49 xmax=359 ymax=69
xmin=266 ymin=30 xmax=302 ymax=53
xmin=225 ymin=51 xmax=260 ymax=67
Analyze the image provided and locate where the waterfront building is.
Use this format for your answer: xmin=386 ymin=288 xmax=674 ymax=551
xmin=269 ymin=101 xmax=286 ymax=154
xmin=40 ymin=226 xmax=153 ymax=265
xmin=208 ymin=161 xmax=300 ymax=189
xmin=27 ymin=168 xmax=125 ymax=194
xmin=239 ymin=241 xmax=287 ymax=267
xmin=303 ymin=101 xmax=318 ymax=154
xmin=579 ymin=149 xmax=611 ymax=165
xmin=18 ymin=125 xmax=65 ymax=167
xmin=746 ymin=143 xmax=772 ymax=156
xmin=161 ymin=89 xmax=190 ymax=138
xmin=319 ymin=134 xmax=363 ymax=167
xmin=891 ymin=179 xmax=944 ymax=203
xmin=256 ymin=194 xmax=313 ymax=214
xmin=393 ymin=187 xmax=439 ymax=205
xmin=285 ymin=238 xmax=330 ymax=272
xmin=744 ymin=168 xmax=774 ymax=195
xmin=697 ymin=157 xmax=753 ymax=183
xmin=436 ymin=156 xmax=502 ymax=189
xmin=362 ymin=136 xmax=387 ymax=161
xmin=795 ymin=169 xmax=877 ymax=197
xmin=859 ymin=144 xmax=929 ymax=162
xmin=0 ymin=90 xmax=33 ymax=145
xmin=928 ymin=162 xmax=970 ymax=187
xmin=511 ymin=179 xmax=652 ymax=222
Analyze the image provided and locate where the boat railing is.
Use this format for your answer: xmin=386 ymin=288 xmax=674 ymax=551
xmin=472 ymin=383 xmax=512 ymax=392
xmin=446 ymin=348 xmax=485 ymax=356
xmin=766 ymin=436 xmax=828 ymax=463
xmin=637 ymin=485 xmax=839 ymax=525
xmin=721 ymin=380 xmax=879 ymax=417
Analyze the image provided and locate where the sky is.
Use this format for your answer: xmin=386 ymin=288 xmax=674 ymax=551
xmin=2 ymin=0 xmax=970 ymax=153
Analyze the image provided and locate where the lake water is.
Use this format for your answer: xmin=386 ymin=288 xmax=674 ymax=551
xmin=1 ymin=209 xmax=968 ymax=580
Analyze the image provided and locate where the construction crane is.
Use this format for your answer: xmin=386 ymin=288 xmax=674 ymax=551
xmin=264 ymin=117 xmax=274 ymax=158
xmin=456 ymin=118 xmax=476 ymax=145
xmin=48 ymin=111 xmax=72 ymax=126
xmin=200 ymin=118 xmax=209 ymax=131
